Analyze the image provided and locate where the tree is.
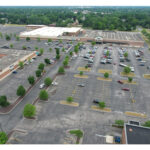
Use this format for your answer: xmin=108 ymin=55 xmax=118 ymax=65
xmin=58 ymin=66 xmax=65 ymax=74
xmin=56 ymin=54 xmax=60 ymax=60
xmin=69 ymin=51 xmax=73 ymax=57
xmin=143 ymin=121 xmax=150 ymax=127
xmin=38 ymin=63 xmax=45 ymax=71
xmin=0 ymin=96 xmax=10 ymax=107
xmin=5 ymin=34 xmax=11 ymax=41
xmin=16 ymin=85 xmax=26 ymax=97
xmin=44 ymin=77 xmax=52 ymax=86
xmin=74 ymin=45 xmax=79 ymax=53
xmin=23 ymin=104 xmax=36 ymax=118
xmin=69 ymin=130 xmax=83 ymax=138
xmin=63 ymin=59 xmax=68 ymax=67
xmin=65 ymin=55 xmax=69 ymax=61
xmin=128 ymin=77 xmax=133 ymax=82
xmin=35 ymin=70 xmax=42 ymax=77
xmin=85 ymin=65 xmax=88 ymax=69
xmin=35 ymin=46 xmax=39 ymax=51
xmin=104 ymin=72 xmax=109 ymax=78
xmin=49 ymin=48 xmax=52 ymax=52
xmin=39 ymin=90 xmax=49 ymax=100
xmin=19 ymin=61 xmax=24 ymax=69
xmin=28 ymin=76 xmax=35 ymax=85
xmin=10 ymin=44 xmax=13 ymax=49
xmin=123 ymin=66 xmax=131 ymax=74
xmin=16 ymin=36 xmax=20 ymax=41
xmin=106 ymin=51 xmax=109 ymax=57
xmin=44 ymin=58 xmax=50 ymax=65
xmin=37 ymin=37 xmax=40 ymax=42
xmin=55 ymin=48 xmax=60 ymax=55
xmin=39 ymin=48 xmax=44 ymax=55
xmin=91 ymin=41 xmax=96 ymax=47
xmin=124 ymin=52 xmax=128 ymax=58
xmin=48 ymin=38 xmax=52 ymax=43
xmin=66 ymin=97 xmax=73 ymax=103
xmin=80 ymin=71 xmax=83 ymax=76
xmin=115 ymin=120 xmax=124 ymax=126
xmin=99 ymin=101 xmax=106 ymax=109
xmin=26 ymin=37 xmax=30 ymax=41
xmin=22 ymin=45 xmax=27 ymax=50
xmin=62 ymin=47 xmax=65 ymax=52
xmin=0 ymin=132 xmax=8 ymax=144
xmin=59 ymin=39 xmax=62 ymax=43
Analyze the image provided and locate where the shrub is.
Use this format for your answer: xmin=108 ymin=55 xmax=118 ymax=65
xmin=26 ymin=37 xmax=30 ymax=41
xmin=16 ymin=36 xmax=20 ymax=41
xmin=16 ymin=85 xmax=26 ymax=97
xmin=0 ymin=96 xmax=10 ymax=107
xmin=99 ymin=101 xmax=106 ymax=109
xmin=37 ymin=37 xmax=40 ymax=42
xmin=128 ymin=77 xmax=133 ymax=82
xmin=19 ymin=61 xmax=24 ymax=69
xmin=35 ymin=46 xmax=39 ymax=51
xmin=28 ymin=76 xmax=35 ymax=85
xmin=56 ymin=54 xmax=60 ymax=60
xmin=143 ymin=121 xmax=150 ymax=127
xmin=85 ymin=65 xmax=88 ymax=69
xmin=23 ymin=104 xmax=36 ymax=118
xmin=0 ymin=132 xmax=8 ymax=144
xmin=5 ymin=35 xmax=11 ymax=41
xmin=49 ymin=48 xmax=52 ymax=52
xmin=91 ymin=41 xmax=96 ymax=46
xmin=39 ymin=48 xmax=44 ymax=55
xmin=123 ymin=66 xmax=131 ymax=74
xmin=35 ymin=70 xmax=42 ymax=77
xmin=10 ymin=44 xmax=13 ymax=49
xmin=69 ymin=51 xmax=73 ymax=57
xmin=58 ymin=66 xmax=65 ymax=74
xmin=124 ymin=52 xmax=128 ymax=58
xmin=44 ymin=77 xmax=52 ymax=86
xmin=62 ymin=47 xmax=65 ymax=52
xmin=48 ymin=38 xmax=52 ymax=42
xmin=63 ymin=60 xmax=68 ymax=67
xmin=39 ymin=90 xmax=49 ymax=100
xmin=38 ymin=63 xmax=45 ymax=71
xmin=22 ymin=45 xmax=27 ymax=50
xmin=66 ymin=97 xmax=73 ymax=103
xmin=115 ymin=120 xmax=124 ymax=126
xmin=104 ymin=72 xmax=109 ymax=78
xmin=69 ymin=130 xmax=83 ymax=138
xmin=80 ymin=71 xmax=83 ymax=76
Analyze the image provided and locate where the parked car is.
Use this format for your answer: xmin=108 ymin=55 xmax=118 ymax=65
xmin=100 ymin=58 xmax=106 ymax=64
xmin=93 ymin=99 xmax=100 ymax=104
xmin=106 ymin=59 xmax=112 ymax=64
xmin=77 ymin=83 xmax=85 ymax=87
xmin=122 ymin=88 xmax=130 ymax=91
xmin=12 ymin=71 xmax=17 ymax=74
xmin=39 ymin=83 xmax=45 ymax=89
xmin=117 ymin=80 xmax=123 ymax=84
xmin=139 ymin=64 xmax=145 ymax=66
xmin=52 ymin=81 xmax=58 ymax=86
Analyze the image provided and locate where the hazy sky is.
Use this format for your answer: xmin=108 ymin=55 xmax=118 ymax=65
xmin=0 ymin=0 xmax=150 ymax=6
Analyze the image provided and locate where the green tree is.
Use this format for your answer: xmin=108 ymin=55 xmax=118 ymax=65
xmin=85 ymin=65 xmax=88 ymax=69
xmin=39 ymin=48 xmax=44 ymax=55
xmin=62 ymin=47 xmax=65 ymax=52
xmin=63 ymin=59 xmax=68 ymax=67
xmin=56 ymin=54 xmax=60 ymax=60
xmin=23 ymin=104 xmax=36 ymax=118
xmin=49 ymin=48 xmax=52 ymax=52
xmin=74 ymin=45 xmax=79 ymax=53
xmin=19 ymin=61 xmax=24 ymax=69
xmin=39 ymin=90 xmax=49 ymax=100
xmin=37 ymin=37 xmax=40 ymax=42
xmin=48 ymin=38 xmax=52 ymax=43
xmin=99 ymin=101 xmax=106 ymax=109
xmin=5 ymin=34 xmax=11 ymax=41
xmin=91 ymin=41 xmax=96 ymax=47
xmin=16 ymin=36 xmax=20 ymax=41
xmin=44 ymin=77 xmax=52 ymax=86
xmin=115 ymin=120 xmax=124 ymax=126
xmin=69 ymin=130 xmax=83 ymax=138
xmin=128 ymin=77 xmax=133 ymax=82
xmin=26 ymin=37 xmax=30 ymax=41
xmin=10 ymin=44 xmax=13 ymax=49
xmin=0 ymin=132 xmax=8 ymax=144
xmin=80 ymin=71 xmax=83 ymax=76
xmin=58 ymin=66 xmax=65 ymax=74
xmin=28 ymin=76 xmax=35 ymax=85
xmin=66 ymin=97 xmax=73 ymax=103
xmin=59 ymin=39 xmax=62 ymax=43
xmin=16 ymin=85 xmax=26 ymax=97
xmin=143 ymin=121 xmax=150 ymax=127
xmin=55 ymin=48 xmax=60 ymax=55
xmin=44 ymin=58 xmax=50 ymax=65
xmin=106 ymin=51 xmax=109 ymax=57
xmin=22 ymin=45 xmax=27 ymax=50
xmin=0 ymin=96 xmax=10 ymax=107
xmin=124 ymin=52 xmax=128 ymax=58
xmin=38 ymin=63 xmax=45 ymax=71
xmin=35 ymin=70 xmax=42 ymax=77
xmin=35 ymin=46 xmax=39 ymax=51
xmin=123 ymin=66 xmax=131 ymax=74
xmin=104 ymin=72 xmax=109 ymax=78
xmin=69 ymin=51 xmax=73 ymax=57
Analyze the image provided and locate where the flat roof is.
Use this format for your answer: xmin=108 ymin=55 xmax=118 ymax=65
xmin=20 ymin=27 xmax=81 ymax=38
xmin=0 ymin=49 xmax=32 ymax=71
xmin=125 ymin=123 xmax=150 ymax=144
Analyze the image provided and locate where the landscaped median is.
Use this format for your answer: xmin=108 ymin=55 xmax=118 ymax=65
xmin=91 ymin=105 xmax=111 ymax=112
xmin=125 ymin=111 xmax=147 ymax=118
xmin=98 ymin=69 xmax=112 ymax=74
xmin=77 ymin=67 xmax=91 ymax=72
xmin=120 ymin=72 xmax=135 ymax=77
xmin=97 ymin=77 xmax=112 ymax=81
xmin=121 ymin=80 xmax=138 ymax=85
xmin=143 ymin=74 xmax=150 ymax=79
xmin=60 ymin=100 xmax=79 ymax=107
xmin=74 ymin=74 xmax=89 ymax=79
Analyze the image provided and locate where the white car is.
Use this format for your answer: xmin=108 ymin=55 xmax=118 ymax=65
xmin=52 ymin=81 xmax=58 ymax=86
xmin=39 ymin=83 xmax=45 ymax=89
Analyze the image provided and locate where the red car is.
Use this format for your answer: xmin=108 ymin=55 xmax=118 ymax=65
xmin=122 ymin=88 xmax=130 ymax=91
xmin=117 ymin=80 xmax=123 ymax=84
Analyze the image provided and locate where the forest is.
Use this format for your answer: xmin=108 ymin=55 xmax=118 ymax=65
xmin=0 ymin=6 xmax=150 ymax=31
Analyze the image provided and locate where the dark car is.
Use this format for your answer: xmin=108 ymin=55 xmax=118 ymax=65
xmin=118 ymin=80 xmax=124 ymax=84
xmin=122 ymin=88 xmax=130 ymax=91
xmin=139 ymin=64 xmax=145 ymax=66
xmin=87 ymin=63 xmax=92 ymax=67
xmin=93 ymin=99 xmax=100 ymax=104
xmin=126 ymin=58 xmax=131 ymax=62
xmin=12 ymin=71 xmax=17 ymax=74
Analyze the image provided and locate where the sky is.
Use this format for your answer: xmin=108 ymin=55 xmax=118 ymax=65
xmin=0 ymin=0 xmax=150 ymax=6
